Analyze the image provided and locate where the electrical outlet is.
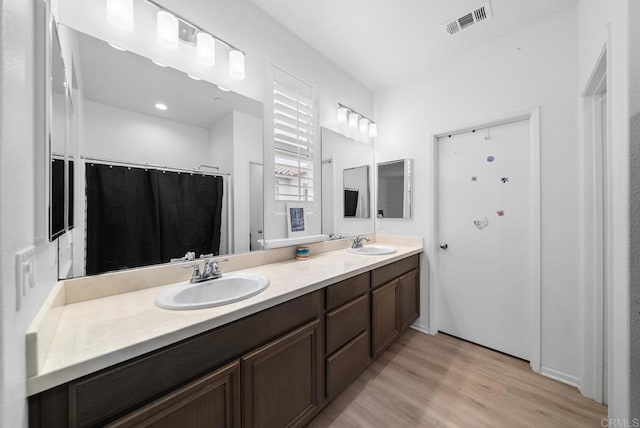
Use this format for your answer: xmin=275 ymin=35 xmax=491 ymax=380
xmin=15 ymin=246 xmax=36 ymax=311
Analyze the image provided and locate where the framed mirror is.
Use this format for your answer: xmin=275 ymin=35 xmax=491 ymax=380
xmin=50 ymin=19 xmax=264 ymax=278
xmin=321 ymin=128 xmax=374 ymax=237
xmin=49 ymin=24 xmax=68 ymax=241
xmin=377 ymin=159 xmax=413 ymax=219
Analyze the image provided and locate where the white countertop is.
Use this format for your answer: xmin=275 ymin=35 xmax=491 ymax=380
xmin=27 ymin=242 xmax=422 ymax=395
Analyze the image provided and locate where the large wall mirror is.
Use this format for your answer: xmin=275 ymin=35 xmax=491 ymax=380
xmin=321 ymin=128 xmax=374 ymax=237
xmin=50 ymin=8 xmax=264 ymax=278
xmin=377 ymin=159 xmax=413 ymax=219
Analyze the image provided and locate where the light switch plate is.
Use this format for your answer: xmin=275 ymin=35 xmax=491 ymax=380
xmin=15 ymin=246 xmax=36 ymax=311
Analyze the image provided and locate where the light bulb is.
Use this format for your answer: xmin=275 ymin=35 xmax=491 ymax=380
xmin=368 ymin=122 xmax=378 ymax=138
xmin=229 ymin=50 xmax=245 ymax=80
xmin=337 ymin=107 xmax=348 ymax=124
xmin=359 ymin=117 xmax=370 ymax=134
xmin=106 ymin=0 xmax=134 ymax=32
xmin=155 ymin=103 xmax=168 ymax=110
xmin=348 ymin=112 xmax=359 ymax=130
xmin=157 ymin=10 xmax=179 ymax=50
xmin=196 ymin=33 xmax=216 ymax=67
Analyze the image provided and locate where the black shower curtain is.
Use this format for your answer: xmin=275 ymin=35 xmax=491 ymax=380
xmin=344 ymin=189 xmax=359 ymax=217
xmin=86 ymin=164 xmax=224 ymax=275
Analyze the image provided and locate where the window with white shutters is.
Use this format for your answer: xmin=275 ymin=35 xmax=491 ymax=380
xmin=270 ymin=67 xmax=317 ymax=202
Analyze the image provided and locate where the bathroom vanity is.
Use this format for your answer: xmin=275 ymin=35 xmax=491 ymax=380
xmin=27 ymin=240 xmax=421 ymax=427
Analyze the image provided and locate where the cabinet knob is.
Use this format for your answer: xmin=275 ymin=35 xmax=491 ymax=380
xmin=439 ymin=243 xmax=448 ymax=250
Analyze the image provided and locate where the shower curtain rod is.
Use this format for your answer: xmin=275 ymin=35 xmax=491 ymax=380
xmin=81 ymin=156 xmax=230 ymax=177
xmin=344 ymin=186 xmax=360 ymax=191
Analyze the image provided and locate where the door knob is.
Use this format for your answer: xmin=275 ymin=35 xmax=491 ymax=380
xmin=440 ymin=243 xmax=448 ymax=250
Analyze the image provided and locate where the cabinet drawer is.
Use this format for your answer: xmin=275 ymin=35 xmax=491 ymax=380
xmin=326 ymin=294 xmax=369 ymax=355
xmin=326 ymin=272 xmax=370 ymax=311
xmin=326 ymin=331 xmax=370 ymax=399
xmin=371 ymin=255 xmax=419 ymax=289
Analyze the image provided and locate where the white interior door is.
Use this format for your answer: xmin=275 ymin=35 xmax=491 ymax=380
xmin=249 ymin=163 xmax=264 ymax=251
xmin=438 ymin=119 xmax=532 ymax=360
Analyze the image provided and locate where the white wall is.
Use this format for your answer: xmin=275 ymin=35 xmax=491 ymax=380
xmin=0 ymin=1 xmax=60 ymax=427
xmin=374 ymin=8 xmax=581 ymax=382
xmin=209 ymin=112 xmax=234 ymax=254
xmin=577 ymin=0 xmax=631 ymax=419
xmin=83 ymin=101 xmax=210 ymax=168
xmin=627 ymin=0 xmax=639 ymax=419
xmin=232 ymin=111 xmax=263 ymax=253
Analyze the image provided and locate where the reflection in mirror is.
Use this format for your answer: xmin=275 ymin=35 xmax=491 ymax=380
xmin=377 ymin=159 xmax=413 ymax=219
xmin=343 ymin=166 xmax=370 ymax=218
xmin=56 ymin=26 xmax=264 ymax=278
xmin=50 ymin=26 xmax=67 ymax=241
xmin=321 ymin=128 xmax=374 ymax=237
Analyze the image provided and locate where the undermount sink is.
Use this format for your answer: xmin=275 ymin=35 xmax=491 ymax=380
xmin=156 ymin=273 xmax=270 ymax=310
xmin=348 ymin=245 xmax=397 ymax=255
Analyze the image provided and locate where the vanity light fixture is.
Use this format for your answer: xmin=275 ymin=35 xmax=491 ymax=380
xmin=337 ymin=103 xmax=377 ymax=138
xmin=187 ymin=73 xmax=202 ymax=81
xmin=106 ymin=0 xmax=134 ymax=32
xmin=196 ymin=33 xmax=216 ymax=66
xmin=107 ymin=42 xmax=128 ymax=51
xmin=108 ymin=0 xmax=248 ymax=80
xmin=218 ymin=85 xmax=231 ymax=92
xmin=156 ymin=10 xmax=179 ymax=50
xmin=229 ymin=50 xmax=245 ymax=80
xmin=155 ymin=103 xmax=168 ymax=110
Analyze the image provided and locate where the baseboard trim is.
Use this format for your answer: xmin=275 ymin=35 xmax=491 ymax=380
xmin=409 ymin=324 xmax=434 ymax=336
xmin=541 ymin=367 xmax=580 ymax=388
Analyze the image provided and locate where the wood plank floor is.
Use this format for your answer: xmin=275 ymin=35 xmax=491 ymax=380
xmin=310 ymin=330 xmax=607 ymax=427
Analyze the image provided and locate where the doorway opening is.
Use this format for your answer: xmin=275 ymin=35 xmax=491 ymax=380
xmin=581 ymin=46 xmax=609 ymax=404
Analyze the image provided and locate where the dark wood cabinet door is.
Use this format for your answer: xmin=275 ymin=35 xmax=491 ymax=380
xmin=108 ymin=361 xmax=240 ymax=428
xmin=399 ymin=269 xmax=420 ymax=331
xmin=242 ymin=319 xmax=322 ymax=428
xmin=371 ymin=279 xmax=400 ymax=358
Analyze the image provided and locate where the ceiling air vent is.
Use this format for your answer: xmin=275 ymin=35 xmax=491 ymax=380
xmin=443 ymin=2 xmax=493 ymax=36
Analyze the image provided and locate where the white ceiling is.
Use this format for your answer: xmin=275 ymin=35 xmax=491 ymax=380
xmin=250 ymin=0 xmax=577 ymax=91
xmin=75 ymin=30 xmax=262 ymax=129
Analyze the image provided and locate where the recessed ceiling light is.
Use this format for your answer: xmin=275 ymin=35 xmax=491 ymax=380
xmin=108 ymin=42 xmax=127 ymax=51
xmin=187 ymin=74 xmax=202 ymax=81
xmin=155 ymin=103 xmax=168 ymax=111
xmin=218 ymin=85 xmax=230 ymax=92
xmin=214 ymin=97 xmax=222 ymax=102
xmin=151 ymin=59 xmax=168 ymax=67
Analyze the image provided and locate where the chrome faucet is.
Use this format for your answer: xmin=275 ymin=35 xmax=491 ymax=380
xmin=351 ymin=236 xmax=370 ymax=249
xmin=183 ymin=254 xmax=228 ymax=283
